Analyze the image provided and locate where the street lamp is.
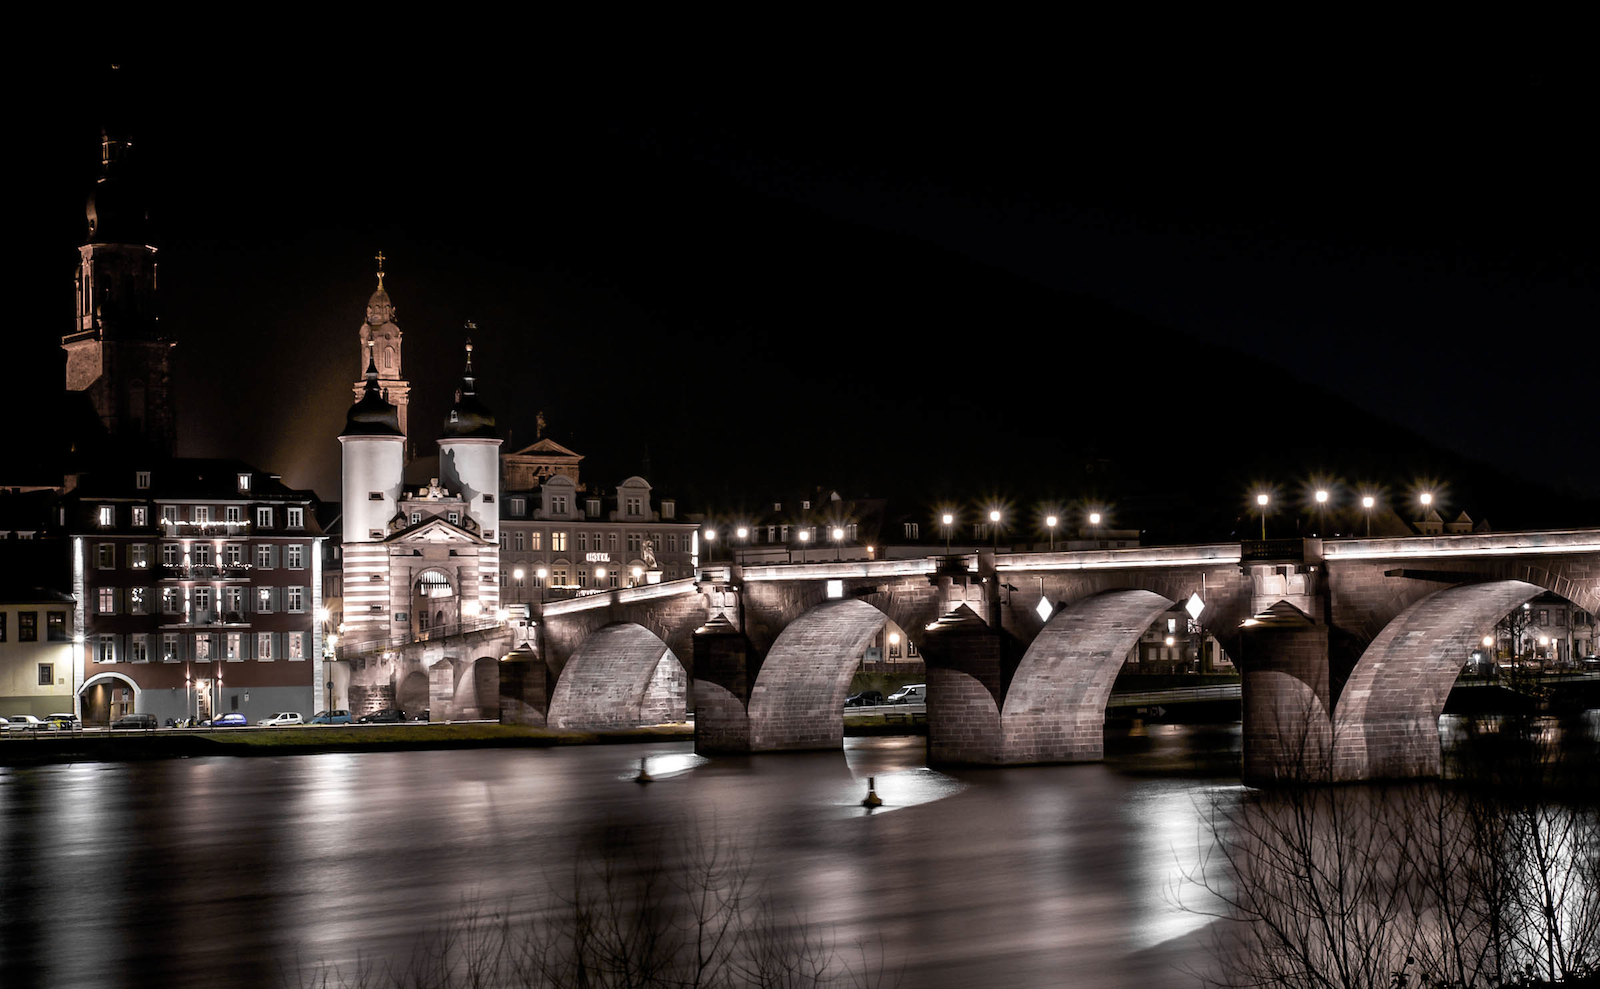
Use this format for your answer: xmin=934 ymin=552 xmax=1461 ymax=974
xmin=1256 ymin=493 xmax=1270 ymax=540
xmin=798 ymin=527 xmax=810 ymax=562
xmin=832 ymin=526 xmax=844 ymax=562
xmin=513 ymin=567 xmax=525 ymax=605
xmin=735 ymin=526 xmax=748 ymax=566
xmin=1362 ymin=495 xmax=1376 ymax=537
xmin=535 ymin=567 xmax=548 ymax=608
xmin=1314 ymin=489 xmax=1329 ymax=537
xmin=1046 ymin=515 xmax=1057 ymax=551
xmin=941 ymin=512 xmax=954 ymax=556
xmin=704 ymin=528 xmax=716 ymax=563
xmin=989 ymin=509 xmax=1001 ymax=552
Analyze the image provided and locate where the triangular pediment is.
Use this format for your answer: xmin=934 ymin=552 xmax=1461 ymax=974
xmin=388 ymin=517 xmax=483 ymax=544
xmin=507 ymin=437 xmax=584 ymax=460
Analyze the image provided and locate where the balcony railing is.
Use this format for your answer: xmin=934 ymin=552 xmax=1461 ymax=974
xmin=337 ymin=615 xmax=508 ymax=657
xmin=160 ymin=563 xmax=255 ymax=581
xmin=1240 ymin=539 xmax=1306 ymax=563
xmin=160 ymin=521 xmax=253 ymax=537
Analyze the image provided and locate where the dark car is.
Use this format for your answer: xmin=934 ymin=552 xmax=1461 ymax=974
xmin=111 ymin=713 xmax=158 ymax=730
xmin=208 ymin=712 xmax=248 ymax=727
xmin=358 ymin=709 xmax=407 ymax=724
xmin=844 ymin=690 xmax=884 ymax=708
xmin=309 ymin=709 xmax=353 ymax=725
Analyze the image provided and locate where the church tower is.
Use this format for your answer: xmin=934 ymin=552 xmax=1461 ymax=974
xmin=338 ymin=349 xmax=406 ymax=643
xmin=61 ymin=127 xmax=176 ymax=456
xmin=437 ymin=333 xmax=502 ymax=538
xmin=352 ymin=252 xmax=411 ymax=441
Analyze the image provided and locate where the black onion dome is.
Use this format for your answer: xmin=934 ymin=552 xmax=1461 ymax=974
xmin=341 ymin=356 xmax=403 ymax=438
xmin=441 ymin=335 xmax=498 ymax=439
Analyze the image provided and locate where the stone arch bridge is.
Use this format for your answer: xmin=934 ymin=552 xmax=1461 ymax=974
xmin=373 ymin=530 xmax=1600 ymax=783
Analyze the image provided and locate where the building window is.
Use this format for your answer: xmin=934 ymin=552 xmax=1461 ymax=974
xmin=904 ymin=523 xmax=919 ymax=539
xmin=369 ymin=491 xmax=383 ymax=501
xmin=552 ymin=532 xmax=567 ymax=552
xmin=0 ymin=613 xmax=6 ymax=641
xmin=99 ymin=505 xmax=114 ymax=527
xmin=225 ymin=633 xmax=242 ymax=660
xmin=193 ymin=543 xmax=213 ymax=566
xmin=628 ymin=532 xmax=642 ymax=551
xmin=411 ymin=512 xmax=422 ymax=525
xmin=552 ymin=496 xmax=568 ymax=515
xmin=578 ymin=570 xmax=589 ymax=587
xmin=514 ymin=531 xmax=525 ymax=551
xmin=237 ymin=473 xmax=251 ymax=493
xmin=99 ymin=587 xmax=115 ymax=614
xmin=39 ymin=662 xmax=55 ymax=685
xmin=129 ymin=636 xmax=149 ymax=663
xmin=225 ymin=543 xmax=242 ymax=565
xmin=224 ymin=587 xmax=244 ymax=616
xmin=97 ymin=543 xmax=114 ymax=568
xmin=587 ymin=499 xmax=601 ymax=517
xmin=530 ymin=531 xmax=542 ymax=551
xmin=132 ymin=506 xmax=147 ymax=527
xmin=286 ymin=545 xmax=304 ymax=569
xmin=162 ymin=543 xmax=179 ymax=566
xmin=162 ymin=505 xmax=178 ymax=524
xmin=446 ymin=511 xmax=459 ymax=525
xmin=163 ymin=633 xmax=179 ymax=661
xmin=510 ymin=497 xmax=525 ymax=516
xmin=194 ymin=587 xmax=212 ymax=613
xmin=130 ymin=544 xmax=149 ymax=569
xmin=257 ymin=632 xmax=273 ymax=660
xmin=195 ymin=635 xmax=211 ymax=660
xmin=162 ymin=588 xmax=181 ymax=614
xmin=257 ymin=507 xmax=273 ymax=528
xmin=97 ymin=635 xmax=116 ymax=663
xmin=609 ymin=570 xmax=619 ymax=588
xmin=194 ymin=506 xmax=209 ymax=524
xmin=626 ymin=496 xmax=642 ymax=516
xmin=287 ymin=586 xmax=305 ymax=613
xmin=662 ymin=500 xmax=675 ymax=519
xmin=136 ymin=471 xmax=151 ymax=489
xmin=256 ymin=545 xmax=273 ymax=568
xmin=607 ymin=532 xmax=618 ymax=551
xmin=288 ymin=632 xmax=305 ymax=660
xmin=578 ymin=532 xmax=588 ymax=552
xmin=129 ymin=587 xmax=148 ymax=616
xmin=226 ymin=506 xmax=243 ymax=523
xmin=47 ymin=611 xmax=68 ymax=641
xmin=287 ymin=507 xmax=304 ymax=528
xmin=19 ymin=612 xmax=37 ymax=641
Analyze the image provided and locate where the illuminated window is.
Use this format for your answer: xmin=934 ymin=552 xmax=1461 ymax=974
xmin=237 ymin=473 xmax=251 ymax=493
xmin=552 ymin=532 xmax=567 ymax=552
xmin=530 ymin=531 xmax=542 ymax=551
xmin=257 ymin=507 xmax=273 ymax=527
xmin=132 ymin=506 xmax=147 ymax=527
xmin=288 ymin=632 xmax=305 ymax=660
xmin=97 ymin=635 xmax=116 ymax=663
xmin=257 ymin=632 xmax=274 ymax=660
xmin=99 ymin=505 xmax=114 ymax=527
xmin=257 ymin=587 xmax=274 ymax=613
xmin=226 ymin=506 xmax=243 ymax=523
xmin=286 ymin=545 xmax=304 ymax=569
xmin=47 ymin=611 xmax=68 ymax=641
xmin=129 ymin=587 xmax=148 ymax=615
xmin=225 ymin=633 xmax=242 ymax=660
xmin=99 ymin=587 xmax=115 ymax=614
xmin=226 ymin=543 xmax=243 ymax=565
xmin=163 ymin=544 xmax=179 ymax=566
xmin=287 ymin=586 xmax=305 ymax=612
xmin=287 ymin=508 xmax=303 ymax=528
xmin=136 ymin=471 xmax=150 ymax=489
xmin=193 ymin=506 xmax=209 ymax=524
xmin=195 ymin=635 xmax=210 ymax=660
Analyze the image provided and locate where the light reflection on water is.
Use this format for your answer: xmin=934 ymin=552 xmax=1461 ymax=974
xmin=0 ymin=726 xmax=1249 ymax=988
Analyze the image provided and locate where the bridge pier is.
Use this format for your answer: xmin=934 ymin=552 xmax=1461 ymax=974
xmin=692 ymin=614 xmax=755 ymax=754
xmin=1238 ymin=623 xmax=1333 ymax=785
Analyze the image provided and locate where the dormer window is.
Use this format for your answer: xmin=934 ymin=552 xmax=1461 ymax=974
xmin=510 ymin=497 xmax=525 ymax=516
xmin=663 ymin=500 xmax=675 ymax=519
xmin=287 ymin=507 xmax=303 ymax=528
xmin=257 ymin=507 xmax=273 ymax=528
xmin=448 ymin=512 xmax=460 ymax=526
xmin=237 ymin=473 xmax=251 ymax=493
xmin=586 ymin=499 xmax=601 ymax=518
xmin=626 ymin=496 xmax=642 ymax=516
xmin=551 ymin=495 xmax=568 ymax=515
xmin=450 ymin=410 xmax=459 ymax=423
xmin=802 ymin=500 xmax=811 ymax=510
xmin=136 ymin=471 xmax=151 ymax=489
xmin=98 ymin=505 xmax=114 ymax=527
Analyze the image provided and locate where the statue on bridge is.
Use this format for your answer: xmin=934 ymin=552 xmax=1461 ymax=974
xmin=642 ymin=538 xmax=658 ymax=569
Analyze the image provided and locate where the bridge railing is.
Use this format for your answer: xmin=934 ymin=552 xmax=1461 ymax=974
xmin=337 ymin=615 xmax=507 ymax=657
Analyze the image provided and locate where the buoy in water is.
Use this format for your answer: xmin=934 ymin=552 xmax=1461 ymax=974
xmin=861 ymin=776 xmax=882 ymax=808
xmin=635 ymin=757 xmax=654 ymax=784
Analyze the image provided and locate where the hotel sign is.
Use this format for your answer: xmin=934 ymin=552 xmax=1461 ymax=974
xmin=585 ymin=552 xmax=611 ymax=563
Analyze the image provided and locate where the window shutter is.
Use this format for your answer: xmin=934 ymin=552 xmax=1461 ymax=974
xmin=270 ymin=545 xmax=281 ymax=568
xmin=273 ymin=632 xmax=283 ymax=661
xmin=112 ymin=588 xmax=123 ymax=614
xmin=270 ymin=587 xmax=282 ymax=612
xmin=116 ymin=634 xmax=126 ymax=663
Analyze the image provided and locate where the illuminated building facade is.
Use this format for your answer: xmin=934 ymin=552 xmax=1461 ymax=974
xmin=0 ymin=588 xmax=78 ymax=717
xmin=64 ymin=461 xmax=323 ymax=724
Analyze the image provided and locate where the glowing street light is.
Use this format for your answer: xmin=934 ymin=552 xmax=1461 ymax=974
xmin=1362 ymin=495 xmax=1376 ymax=537
xmin=1256 ymin=492 xmax=1270 ymax=540
xmin=1314 ymin=489 xmax=1329 ymax=537
xmin=704 ymin=528 xmax=716 ymax=563
xmin=832 ymin=526 xmax=844 ymax=561
xmin=1046 ymin=515 xmax=1057 ymax=551
xmin=536 ymin=567 xmax=548 ymax=605
xmin=941 ymin=512 xmax=954 ymax=555
xmin=989 ymin=509 xmax=1001 ymax=551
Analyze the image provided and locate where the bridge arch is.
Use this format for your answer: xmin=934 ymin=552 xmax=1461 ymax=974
xmin=79 ymin=671 xmax=140 ymax=725
xmin=548 ymin=623 xmax=686 ymax=729
xmin=1000 ymin=589 xmax=1175 ymax=763
xmin=1331 ymin=579 xmax=1544 ymax=780
xmin=397 ymin=669 xmax=429 ymax=715
xmin=746 ymin=598 xmax=887 ymax=751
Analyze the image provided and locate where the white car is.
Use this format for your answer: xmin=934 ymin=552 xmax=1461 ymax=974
xmin=5 ymin=715 xmax=48 ymax=732
xmin=258 ymin=712 xmax=304 ymax=727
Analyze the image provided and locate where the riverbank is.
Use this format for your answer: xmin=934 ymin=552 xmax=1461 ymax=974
xmin=0 ymin=714 xmax=930 ymax=766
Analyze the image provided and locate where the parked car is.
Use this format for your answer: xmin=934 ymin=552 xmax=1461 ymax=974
xmin=207 ymin=712 xmax=248 ymax=728
xmin=413 ymin=709 xmax=430 ymax=723
xmin=111 ymin=713 xmax=158 ymax=730
xmin=309 ymin=710 xmax=353 ymax=725
xmin=257 ymin=712 xmax=304 ymax=727
xmin=885 ymin=683 xmax=927 ymax=705
xmin=45 ymin=713 xmax=81 ymax=731
xmin=5 ymin=714 xmax=49 ymax=732
xmin=358 ymin=708 xmax=407 ymax=724
xmin=844 ymin=690 xmax=884 ymax=707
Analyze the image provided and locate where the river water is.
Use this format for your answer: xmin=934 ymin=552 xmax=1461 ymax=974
xmin=0 ymin=717 xmax=1590 ymax=988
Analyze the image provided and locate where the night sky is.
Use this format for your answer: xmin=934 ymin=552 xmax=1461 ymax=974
xmin=13 ymin=53 xmax=1597 ymax=534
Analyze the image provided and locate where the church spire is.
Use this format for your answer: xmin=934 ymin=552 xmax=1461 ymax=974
xmin=353 ymin=254 xmax=409 ymax=441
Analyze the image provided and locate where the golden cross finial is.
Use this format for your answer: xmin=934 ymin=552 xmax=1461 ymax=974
xmin=374 ymin=250 xmax=386 ymax=289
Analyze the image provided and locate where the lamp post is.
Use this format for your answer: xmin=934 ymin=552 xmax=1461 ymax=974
xmin=1362 ymin=495 xmax=1375 ymax=537
xmin=736 ymin=527 xmax=748 ymax=566
xmin=1256 ymin=493 xmax=1269 ymax=540
xmin=1314 ymin=489 xmax=1329 ymax=537
xmin=704 ymin=528 xmax=716 ymax=563
xmin=1046 ymin=515 xmax=1057 ymax=551
xmin=989 ymin=509 xmax=1001 ymax=552
xmin=798 ymin=527 xmax=810 ymax=563
xmin=513 ymin=568 xmax=525 ymax=606
xmin=832 ymin=526 xmax=844 ymax=562
xmin=942 ymin=513 xmax=954 ymax=556
xmin=535 ymin=567 xmax=548 ymax=609
xmin=1088 ymin=511 xmax=1102 ymax=546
